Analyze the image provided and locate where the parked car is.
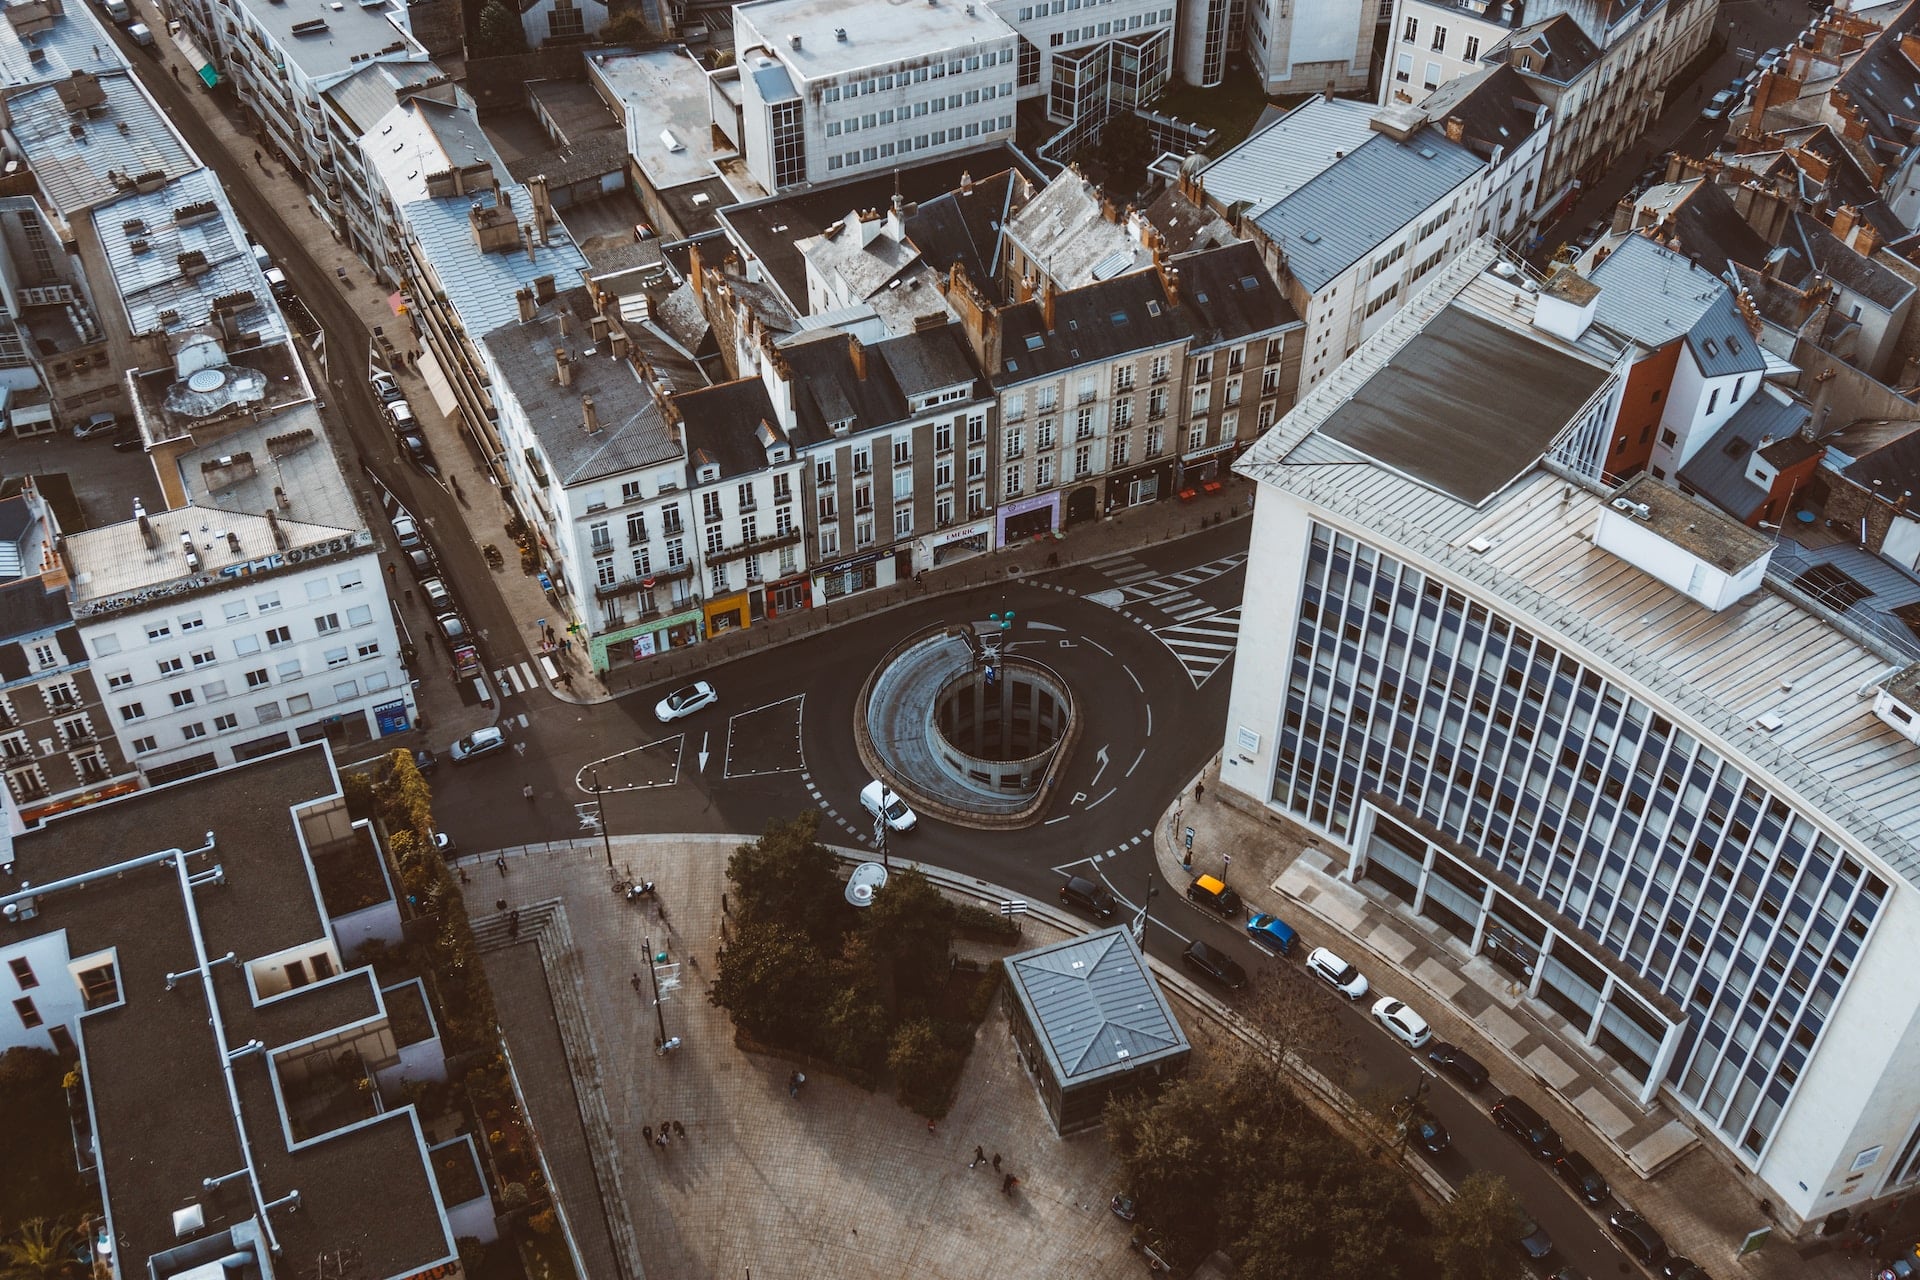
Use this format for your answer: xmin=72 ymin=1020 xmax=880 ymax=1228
xmin=1410 ymin=1115 xmax=1449 ymax=1154
xmin=1425 ymin=1041 xmax=1490 ymax=1090
xmin=1553 ymin=1150 xmax=1610 ymax=1206
xmin=1702 ymin=88 xmax=1737 ymax=119
xmin=1059 ymin=874 xmax=1116 ymax=919
xmin=372 ymin=373 xmax=405 ymax=404
xmin=1305 ymin=946 xmax=1369 ymax=999
xmin=387 ymin=399 xmax=416 ymax=429
xmin=1516 ymin=1213 xmax=1555 ymax=1260
xmin=437 ymin=614 xmax=469 ymax=644
xmin=1371 ymin=996 xmax=1433 ymax=1048
xmin=449 ymin=726 xmax=506 ymax=762
xmin=420 ymin=577 xmax=458 ymax=618
xmin=410 ymin=748 xmax=438 ymax=775
xmin=73 ymin=412 xmax=119 ymax=438
xmin=391 ymin=513 xmax=423 ymax=551
xmin=1605 ymin=1208 xmax=1668 ymax=1266
xmin=1245 ymin=912 xmax=1298 ymax=956
xmin=1491 ymin=1094 xmax=1564 ymax=1160
xmin=1662 ymin=1259 xmax=1710 ymax=1280
xmin=433 ymin=831 xmax=457 ymax=857
xmin=654 ymin=680 xmax=717 ymax=722
xmin=859 ymin=779 xmax=917 ymax=834
xmin=1185 ymin=873 xmax=1242 ymax=917
xmin=400 ymin=432 xmax=433 ymax=468
xmin=403 ymin=546 xmax=436 ymax=579
xmin=1181 ymin=940 xmax=1247 ymax=991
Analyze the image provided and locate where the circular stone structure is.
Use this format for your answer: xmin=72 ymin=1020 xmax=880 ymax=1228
xmin=856 ymin=625 xmax=1080 ymax=829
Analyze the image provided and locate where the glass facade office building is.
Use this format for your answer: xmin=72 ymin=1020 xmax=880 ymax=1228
xmin=1273 ymin=520 xmax=1889 ymax=1165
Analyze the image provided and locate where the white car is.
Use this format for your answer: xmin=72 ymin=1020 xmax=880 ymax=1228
xmin=1372 ymin=996 xmax=1432 ymax=1048
xmin=1306 ymin=946 xmax=1370 ymax=1000
xmin=860 ymin=780 xmax=917 ymax=833
xmin=449 ymin=726 xmax=506 ymax=763
xmin=654 ymin=680 xmax=717 ymax=722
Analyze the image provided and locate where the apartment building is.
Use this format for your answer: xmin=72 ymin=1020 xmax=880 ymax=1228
xmin=1225 ymin=240 xmax=1920 ymax=1235
xmin=1381 ymin=0 xmax=1510 ymax=104
xmin=0 ymin=746 xmax=487 ymax=1279
xmin=732 ymin=0 xmax=1019 ymax=192
xmin=0 ymin=495 xmax=136 ymax=821
xmin=173 ymin=0 xmax=431 ymax=239
xmin=0 ymin=195 xmax=111 ymax=437
xmin=321 ymin=60 xmax=465 ymax=276
xmin=1418 ymin=65 xmax=1552 ymax=245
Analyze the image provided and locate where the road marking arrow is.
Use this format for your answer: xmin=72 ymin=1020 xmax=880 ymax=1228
xmin=698 ymin=731 xmax=711 ymax=773
xmin=1090 ymin=744 xmax=1110 ymax=786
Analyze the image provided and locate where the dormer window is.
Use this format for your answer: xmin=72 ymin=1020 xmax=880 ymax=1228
xmin=698 ymin=463 xmax=721 ymax=484
xmin=770 ymin=445 xmax=791 ymax=462
xmin=829 ymin=416 xmax=855 ymax=435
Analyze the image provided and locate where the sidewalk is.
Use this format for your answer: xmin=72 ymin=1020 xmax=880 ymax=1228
xmin=1148 ymin=764 xmax=1872 ymax=1280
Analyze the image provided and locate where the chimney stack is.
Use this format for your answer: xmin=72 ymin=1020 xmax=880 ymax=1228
xmin=848 ymin=333 xmax=868 ymax=380
xmin=582 ymin=395 xmax=600 ymax=434
xmin=555 ymin=347 xmax=573 ymax=386
xmin=524 ymin=225 xmax=536 ymax=264
xmin=516 ymin=287 xmax=535 ymax=323
xmin=1444 ymin=115 xmax=1465 ymax=144
xmin=611 ymin=327 xmax=631 ymax=360
xmin=1041 ymin=279 xmax=1056 ymax=331
xmin=528 ymin=174 xmax=553 ymax=246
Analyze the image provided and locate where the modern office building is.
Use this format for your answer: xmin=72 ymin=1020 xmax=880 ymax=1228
xmin=732 ymin=0 xmax=1020 ymax=191
xmin=988 ymin=0 xmax=1175 ymax=119
xmin=1221 ymin=240 xmax=1920 ymax=1233
xmin=1240 ymin=0 xmax=1383 ymax=96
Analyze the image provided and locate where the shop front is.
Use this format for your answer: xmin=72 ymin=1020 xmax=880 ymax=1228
xmin=998 ymin=492 xmax=1060 ymax=544
xmin=1176 ymin=441 xmax=1239 ymax=491
xmin=767 ymin=573 xmax=812 ymax=618
xmin=813 ymin=547 xmax=895 ymax=604
xmin=920 ymin=517 xmax=996 ymax=568
xmin=591 ymin=606 xmax=704 ymax=673
xmin=704 ymin=591 xmax=751 ymax=638
xmin=1102 ymin=458 xmax=1176 ymax=514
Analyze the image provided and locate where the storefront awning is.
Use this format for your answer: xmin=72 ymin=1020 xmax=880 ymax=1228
xmin=415 ymin=343 xmax=461 ymax=420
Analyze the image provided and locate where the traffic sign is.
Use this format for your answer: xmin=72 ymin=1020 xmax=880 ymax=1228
xmin=1183 ymin=826 xmax=1195 ymax=850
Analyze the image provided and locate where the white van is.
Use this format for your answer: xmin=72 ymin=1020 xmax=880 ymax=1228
xmin=860 ymin=780 xmax=917 ymax=834
xmin=103 ymin=0 xmax=130 ymax=23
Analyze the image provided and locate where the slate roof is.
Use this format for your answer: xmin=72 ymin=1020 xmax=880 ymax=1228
xmin=672 ymin=377 xmax=781 ymax=479
xmin=403 ymin=184 xmax=589 ymax=340
xmin=1660 ymin=180 xmax=1773 ymax=276
xmin=1677 ymin=384 xmax=1811 ymax=519
xmin=1003 ymin=170 xmax=1149 ymax=290
xmin=1416 ymin=63 xmax=1547 ymax=158
xmin=1002 ymin=927 xmax=1188 ymax=1086
xmin=322 ymin=60 xmax=451 ymax=135
xmin=9 ymin=71 xmax=193 ymax=216
xmin=1490 ymin=13 xmax=1602 ymax=85
xmin=1588 ymin=233 xmax=1731 ymax=350
xmin=1199 ymin=95 xmax=1379 ymax=218
xmin=483 ymin=286 xmax=680 ymax=488
xmin=1770 ymin=539 xmax=1920 ymax=657
xmin=993 ymin=243 xmax=1296 ymax=383
xmin=363 ymin=95 xmax=497 ymax=210
xmin=1137 ymin=185 xmax=1236 ymax=256
xmin=1833 ymin=0 xmax=1920 ymax=153
xmin=1251 ymin=127 xmax=1483 ymax=292
xmin=93 ymin=167 xmax=286 ymax=342
xmin=777 ymin=323 xmax=981 ymax=441
xmin=901 ymin=168 xmax=1027 ymax=299
xmin=0 ymin=576 xmax=71 ymax=643
xmin=1790 ymin=212 xmax=1913 ymax=310
xmin=1840 ymin=419 xmax=1920 ymax=492
xmin=1685 ymin=291 xmax=1769 ymax=379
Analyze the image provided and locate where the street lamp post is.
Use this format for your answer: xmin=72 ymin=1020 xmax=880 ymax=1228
xmin=645 ymin=935 xmax=667 ymax=1048
xmin=590 ymin=766 xmax=613 ymax=870
xmin=1131 ymin=866 xmax=1158 ymax=948
xmin=874 ymin=807 xmax=888 ymax=872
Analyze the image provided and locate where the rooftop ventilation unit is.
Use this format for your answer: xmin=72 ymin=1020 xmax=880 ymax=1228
xmin=788 ymin=32 xmax=801 ymax=47
xmin=833 ymin=27 xmax=846 ymax=39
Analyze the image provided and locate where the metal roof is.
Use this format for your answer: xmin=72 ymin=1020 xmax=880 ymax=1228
xmin=734 ymin=0 xmax=1017 ymax=82
xmin=401 ymin=184 xmax=589 ymax=341
xmin=1240 ymin=242 xmax=1920 ymax=885
xmin=1200 ymin=96 xmax=1379 ymax=220
xmin=9 ymin=71 xmax=193 ymax=216
xmin=1676 ymin=385 xmax=1808 ymax=521
xmin=234 ymin=0 xmax=422 ymax=86
xmin=93 ymin=167 xmax=286 ymax=343
xmin=1587 ymin=234 xmax=1728 ymax=349
xmin=1684 ymin=291 xmax=1768 ymax=379
xmin=0 ymin=0 xmax=122 ymax=89
xmin=1003 ymin=927 xmax=1189 ymax=1086
xmin=1251 ymin=127 xmax=1483 ymax=292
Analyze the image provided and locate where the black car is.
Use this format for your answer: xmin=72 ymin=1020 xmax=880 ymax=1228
xmin=1515 ymin=1213 xmax=1553 ymax=1260
xmin=1181 ymin=940 xmax=1247 ymax=991
xmin=1426 ymin=1041 xmax=1489 ymax=1090
xmin=1058 ymin=874 xmax=1116 ymax=920
xmin=1605 ymin=1209 xmax=1668 ymax=1266
xmin=400 ymin=432 xmax=433 ymax=467
xmin=1661 ymin=1260 xmax=1709 ymax=1280
xmin=404 ymin=547 xmax=437 ymax=579
xmin=411 ymin=748 xmax=438 ymax=775
xmin=1410 ymin=1115 xmax=1449 ymax=1154
xmin=1553 ymin=1150 xmax=1609 ymax=1206
xmin=1491 ymin=1094 xmax=1564 ymax=1160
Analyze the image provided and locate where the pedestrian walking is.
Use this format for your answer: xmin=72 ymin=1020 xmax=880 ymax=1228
xmin=522 ymin=783 xmax=535 ymax=803
xmin=673 ymin=1120 xmax=686 ymax=1138
xmin=631 ymin=972 xmax=642 ymax=995
xmin=458 ymin=866 xmax=470 ymax=884
xmin=1195 ymin=781 xmax=1205 ymax=802
xmin=643 ymin=1125 xmax=653 ymax=1145
xmin=970 ymin=1145 xmax=984 ymax=1169
xmin=788 ymin=1070 xmax=805 ymax=1098
xmin=655 ymin=1129 xmax=669 ymax=1149
xmin=495 ymin=855 xmax=508 ymax=877
xmin=991 ymin=1153 xmax=1001 ymax=1172
xmin=1001 ymin=1173 xmax=1018 ymax=1196
xmin=507 ymin=910 xmax=521 ymax=939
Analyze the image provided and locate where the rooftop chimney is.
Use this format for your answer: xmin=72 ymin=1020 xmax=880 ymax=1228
xmin=555 ymin=347 xmax=573 ymax=386
xmin=516 ymin=287 xmax=535 ymax=323
xmin=1041 ymin=278 xmax=1056 ymax=331
xmin=528 ymin=174 xmax=553 ymax=246
xmin=1444 ymin=115 xmax=1466 ymax=144
xmin=611 ymin=326 xmax=631 ymax=360
xmin=524 ymin=225 xmax=537 ymax=264
xmin=591 ymin=314 xmax=610 ymax=346
xmin=266 ymin=509 xmax=290 ymax=550
xmin=136 ymin=500 xmax=157 ymax=550
xmin=582 ymin=395 xmax=600 ymax=433
xmin=848 ymin=333 xmax=868 ymax=380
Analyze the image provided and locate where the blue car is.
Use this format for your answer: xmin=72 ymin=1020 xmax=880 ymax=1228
xmin=1245 ymin=912 xmax=1298 ymax=956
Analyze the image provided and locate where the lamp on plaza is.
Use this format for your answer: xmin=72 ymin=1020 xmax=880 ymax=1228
xmin=589 ymin=766 xmax=613 ymax=870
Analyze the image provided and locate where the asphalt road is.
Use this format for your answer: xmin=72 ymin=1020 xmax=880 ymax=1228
xmin=101 ymin=21 xmax=533 ymax=704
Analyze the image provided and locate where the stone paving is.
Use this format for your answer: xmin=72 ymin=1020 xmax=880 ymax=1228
xmin=463 ymin=835 xmax=1176 ymax=1280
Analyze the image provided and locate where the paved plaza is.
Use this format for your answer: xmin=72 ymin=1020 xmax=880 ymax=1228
xmin=465 ymin=835 xmax=1194 ymax=1280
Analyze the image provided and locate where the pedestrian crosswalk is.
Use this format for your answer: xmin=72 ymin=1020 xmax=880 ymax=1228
xmin=1155 ymin=606 xmax=1243 ymax=686
xmin=1091 ymin=551 xmax=1247 ymax=607
xmin=493 ymin=661 xmax=542 ymax=695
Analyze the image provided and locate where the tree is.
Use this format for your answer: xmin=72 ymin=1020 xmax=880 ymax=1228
xmin=474 ymin=0 xmax=527 ymax=57
xmin=1085 ymin=112 xmax=1155 ymax=203
xmin=1232 ymin=960 xmax=1365 ymax=1102
xmin=886 ymin=1017 xmax=961 ymax=1116
xmin=709 ymin=921 xmax=832 ymax=1049
xmin=726 ymin=813 xmax=849 ymax=950
xmin=598 ymin=10 xmax=652 ymax=43
xmin=1430 ymin=1172 xmax=1523 ymax=1280
xmin=0 ymin=1218 xmax=77 ymax=1279
xmin=860 ymin=866 xmax=954 ymax=1007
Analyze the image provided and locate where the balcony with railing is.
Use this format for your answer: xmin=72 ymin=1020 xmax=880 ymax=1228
xmin=705 ymin=527 xmax=804 ymax=567
xmin=595 ymin=561 xmax=698 ymax=600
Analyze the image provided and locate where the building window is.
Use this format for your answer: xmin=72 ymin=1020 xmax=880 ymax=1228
xmin=171 ymin=689 xmax=197 ymax=710
xmin=157 ymin=657 xmax=184 ymax=677
xmin=77 ymin=963 xmax=118 ymax=1009
xmin=119 ymin=702 xmax=145 ymax=723
xmin=1431 ymin=24 xmax=1446 ymax=51
xmin=1464 ymin=34 xmax=1479 ymax=59
xmin=131 ymin=735 xmax=157 ymax=753
xmin=1402 ymin=14 xmax=1417 ymax=41
xmin=266 ymin=626 xmax=292 ymax=647
xmin=181 ymin=722 xmax=207 ymax=741
xmin=12 ymin=996 xmax=40 ymax=1029
xmin=214 ymin=712 xmax=239 ymax=731
xmin=8 ymin=958 xmax=36 ymax=989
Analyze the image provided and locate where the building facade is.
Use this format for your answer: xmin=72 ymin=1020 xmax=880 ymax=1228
xmin=1241 ymin=0 xmax=1383 ymax=96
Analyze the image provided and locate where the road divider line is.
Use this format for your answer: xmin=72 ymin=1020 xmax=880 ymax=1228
xmin=1123 ymin=663 xmax=1142 ymax=692
xmin=1126 ymin=747 xmax=1144 ymax=777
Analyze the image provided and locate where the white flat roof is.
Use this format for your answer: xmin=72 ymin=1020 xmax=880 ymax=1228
xmin=734 ymin=0 xmax=1016 ymax=79
xmin=591 ymin=49 xmax=730 ymax=189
